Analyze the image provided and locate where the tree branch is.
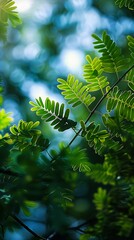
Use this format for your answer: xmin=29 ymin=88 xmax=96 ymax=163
xmin=11 ymin=214 xmax=47 ymax=240
xmin=68 ymin=64 xmax=134 ymax=147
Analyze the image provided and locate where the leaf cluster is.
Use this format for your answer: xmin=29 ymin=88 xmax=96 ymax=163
xmin=0 ymin=0 xmax=22 ymax=40
xmin=115 ymin=0 xmax=134 ymax=9
xmin=10 ymin=120 xmax=49 ymax=151
xmin=0 ymin=109 xmax=13 ymax=130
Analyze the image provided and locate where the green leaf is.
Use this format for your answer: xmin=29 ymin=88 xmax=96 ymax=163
xmin=92 ymin=31 xmax=129 ymax=73
xmin=0 ymin=0 xmax=22 ymax=26
xmin=127 ymin=35 xmax=134 ymax=59
xmin=107 ymin=86 xmax=134 ymax=122
xmin=124 ymin=68 xmax=134 ymax=91
xmin=94 ymin=188 xmax=107 ymax=210
xmin=66 ymin=147 xmax=91 ymax=173
xmin=83 ymin=55 xmax=109 ymax=94
xmin=10 ymin=120 xmax=48 ymax=151
xmin=0 ymin=109 xmax=13 ymax=130
xmin=81 ymin=121 xmax=109 ymax=154
xmin=24 ymin=200 xmax=37 ymax=208
xmin=0 ymin=0 xmax=22 ymax=40
xmin=30 ymin=98 xmax=77 ymax=131
xmin=64 ymin=109 xmax=70 ymax=119
xmin=38 ymin=97 xmax=44 ymax=108
xmin=10 ymin=125 xmax=18 ymax=135
xmin=21 ymin=206 xmax=31 ymax=217
xmin=57 ymin=74 xmax=95 ymax=108
xmin=115 ymin=0 xmax=134 ymax=10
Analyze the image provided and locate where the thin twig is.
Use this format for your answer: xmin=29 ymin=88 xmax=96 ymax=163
xmin=18 ymin=218 xmax=45 ymax=224
xmin=11 ymin=214 xmax=47 ymax=240
xmin=0 ymin=169 xmax=21 ymax=177
xmin=45 ymin=232 xmax=57 ymax=239
xmin=68 ymin=64 xmax=134 ymax=147
xmin=68 ymin=220 xmax=89 ymax=231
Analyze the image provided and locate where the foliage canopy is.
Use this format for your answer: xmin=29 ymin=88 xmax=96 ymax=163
xmin=0 ymin=0 xmax=134 ymax=240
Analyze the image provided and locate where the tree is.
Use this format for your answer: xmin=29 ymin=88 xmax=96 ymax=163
xmin=0 ymin=1 xmax=134 ymax=240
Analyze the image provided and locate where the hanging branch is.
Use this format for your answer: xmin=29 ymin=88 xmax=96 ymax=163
xmin=11 ymin=215 xmax=47 ymax=240
xmin=68 ymin=64 xmax=134 ymax=147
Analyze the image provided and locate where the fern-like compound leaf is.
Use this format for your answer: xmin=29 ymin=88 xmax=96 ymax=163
xmin=0 ymin=109 xmax=13 ymax=130
xmin=115 ymin=0 xmax=134 ymax=10
xmin=94 ymin=188 xmax=107 ymax=211
xmin=83 ymin=55 xmax=109 ymax=94
xmin=92 ymin=31 xmax=128 ymax=73
xmin=89 ymin=162 xmax=116 ymax=185
xmin=57 ymin=74 xmax=95 ymax=108
xmin=102 ymin=114 xmax=134 ymax=142
xmin=0 ymin=0 xmax=22 ymax=26
xmin=81 ymin=121 xmax=109 ymax=154
xmin=0 ymin=0 xmax=22 ymax=40
xmin=124 ymin=69 xmax=134 ymax=91
xmin=67 ymin=147 xmax=91 ymax=173
xmin=127 ymin=35 xmax=134 ymax=59
xmin=107 ymin=86 xmax=134 ymax=122
xmin=30 ymin=97 xmax=77 ymax=132
xmin=10 ymin=120 xmax=49 ymax=151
